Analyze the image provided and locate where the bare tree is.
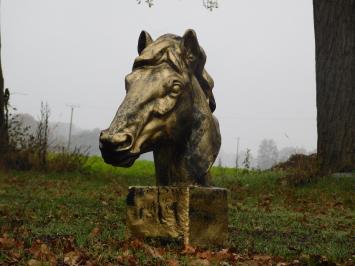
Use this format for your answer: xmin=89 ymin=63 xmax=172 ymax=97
xmin=36 ymin=102 xmax=50 ymax=168
xmin=313 ymin=0 xmax=355 ymax=173
xmin=257 ymin=139 xmax=278 ymax=170
xmin=242 ymin=148 xmax=252 ymax=169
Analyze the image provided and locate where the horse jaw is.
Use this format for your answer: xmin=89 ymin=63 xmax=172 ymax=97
xmin=153 ymin=77 xmax=221 ymax=186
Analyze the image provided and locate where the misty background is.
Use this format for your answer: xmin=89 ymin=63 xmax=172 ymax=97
xmin=2 ymin=0 xmax=316 ymax=167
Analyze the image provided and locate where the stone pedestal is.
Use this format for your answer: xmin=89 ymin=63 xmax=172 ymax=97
xmin=126 ymin=186 xmax=228 ymax=247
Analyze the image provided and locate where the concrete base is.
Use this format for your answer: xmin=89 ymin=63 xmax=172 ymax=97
xmin=126 ymin=186 xmax=228 ymax=247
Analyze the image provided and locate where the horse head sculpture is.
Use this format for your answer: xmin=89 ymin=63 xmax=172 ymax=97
xmin=99 ymin=29 xmax=221 ymax=186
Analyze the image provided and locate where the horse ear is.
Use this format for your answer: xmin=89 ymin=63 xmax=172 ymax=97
xmin=181 ymin=29 xmax=202 ymax=68
xmin=138 ymin=30 xmax=153 ymax=55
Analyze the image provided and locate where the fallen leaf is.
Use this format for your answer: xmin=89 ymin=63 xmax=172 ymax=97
xmin=84 ymin=261 xmax=95 ymax=266
xmin=182 ymin=244 xmax=196 ymax=255
xmin=117 ymin=254 xmax=137 ymax=265
xmin=197 ymin=250 xmax=212 ymax=260
xmin=27 ymin=259 xmax=43 ymax=266
xmin=0 ymin=235 xmax=16 ymax=249
xmin=28 ymin=240 xmax=57 ymax=265
xmin=9 ymin=250 xmax=22 ymax=261
xmin=253 ymin=255 xmax=272 ymax=262
xmin=167 ymin=258 xmax=180 ymax=266
xmin=89 ymin=227 xmax=101 ymax=238
xmin=64 ymin=250 xmax=82 ymax=266
xmin=130 ymin=239 xmax=144 ymax=249
xmin=243 ymin=260 xmax=260 ymax=266
xmin=215 ymin=249 xmax=232 ymax=261
xmin=190 ymin=258 xmax=210 ymax=266
xmin=143 ymin=244 xmax=163 ymax=260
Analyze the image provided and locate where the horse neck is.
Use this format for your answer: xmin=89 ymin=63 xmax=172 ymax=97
xmin=153 ymin=145 xmax=192 ymax=186
xmin=153 ymin=76 xmax=221 ymax=187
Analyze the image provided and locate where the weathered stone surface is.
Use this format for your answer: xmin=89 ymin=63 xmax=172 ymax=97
xmin=126 ymin=186 xmax=228 ymax=247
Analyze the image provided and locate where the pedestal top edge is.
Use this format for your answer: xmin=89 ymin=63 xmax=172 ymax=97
xmin=128 ymin=186 xmax=228 ymax=191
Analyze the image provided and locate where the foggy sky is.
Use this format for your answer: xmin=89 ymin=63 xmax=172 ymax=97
xmin=2 ymin=0 xmax=317 ymax=155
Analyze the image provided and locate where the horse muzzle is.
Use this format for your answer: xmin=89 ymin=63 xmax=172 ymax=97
xmin=99 ymin=130 xmax=140 ymax=167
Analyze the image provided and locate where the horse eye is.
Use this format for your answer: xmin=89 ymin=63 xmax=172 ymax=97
xmin=171 ymin=84 xmax=181 ymax=92
xmin=169 ymin=83 xmax=182 ymax=98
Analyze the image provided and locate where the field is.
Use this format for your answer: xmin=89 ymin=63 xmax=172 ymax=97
xmin=0 ymin=156 xmax=354 ymax=265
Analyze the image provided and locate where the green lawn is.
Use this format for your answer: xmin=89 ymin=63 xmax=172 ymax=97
xmin=0 ymin=157 xmax=354 ymax=265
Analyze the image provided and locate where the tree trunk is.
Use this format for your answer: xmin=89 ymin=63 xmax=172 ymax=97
xmin=313 ymin=0 xmax=355 ymax=173
xmin=0 ymin=15 xmax=6 ymax=156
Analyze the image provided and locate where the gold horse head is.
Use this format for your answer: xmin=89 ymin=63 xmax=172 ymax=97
xmin=100 ymin=29 xmax=221 ymax=186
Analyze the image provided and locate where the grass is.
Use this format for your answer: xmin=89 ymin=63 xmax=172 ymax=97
xmin=84 ymin=156 xmax=155 ymax=186
xmin=0 ymin=157 xmax=354 ymax=265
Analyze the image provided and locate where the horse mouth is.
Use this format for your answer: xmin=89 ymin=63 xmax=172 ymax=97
xmin=100 ymin=150 xmax=140 ymax=167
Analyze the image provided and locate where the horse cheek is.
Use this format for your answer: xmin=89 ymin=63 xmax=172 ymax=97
xmin=154 ymin=96 xmax=177 ymax=116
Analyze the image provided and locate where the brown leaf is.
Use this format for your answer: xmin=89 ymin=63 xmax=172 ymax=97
xmin=127 ymin=238 xmax=164 ymax=261
xmin=27 ymin=259 xmax=43 ymax=266
xmin=89 ymin=227 xmax=101 ymax=238
xmin=0 ymin=234 xmax=16 ymax=249
xmin=130 ymin=239 xmax=144 ymax=249
xmin=117 ymin=254 xmax=137 ymax=265
xmin=9 ymin=250 xmax=22 ymax=261
xmin=64 ymin=250 xmax=82 ymax=266
xmin=143 ymin=244 xmax=163 ymax=260
xmin=182 ymin=244 xmax=196 ymax=255
xmin=197 ymin=250 xmax=212 ymax=260
xmin=28 ymin=240 xmax=57 ymax=265
xmin=273 ymin=256 xmax=286 ymax=263
xmin=215 ymin=249 xmax=232 ymax=261
xmin=242 ymin=260 xmax=260 ymax=266
xmin=167 ymin=259 xmax=180 ymax=266
xmin=253 ymin=255 xmax=272 ymax=262
xmin=190 ymin=258 xmax=211 ymax=266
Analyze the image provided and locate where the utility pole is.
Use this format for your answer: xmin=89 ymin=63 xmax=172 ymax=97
xmin=236 ymin=137 xmax=240 ymax=169
xmin=66 ymin=104 xmax=79 ymax=151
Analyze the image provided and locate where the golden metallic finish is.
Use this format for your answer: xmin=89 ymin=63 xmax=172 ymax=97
xmin=126 ymin=186 xmax=228 ymax=247
xmin=99 ymin=29 xmax=221 ymax=186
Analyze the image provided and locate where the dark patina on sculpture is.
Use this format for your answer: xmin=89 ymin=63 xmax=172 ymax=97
xmin=99 ymin=30 xmax=227 ymax=246
xmin=99 ymin=29 xmax=221 ymax=186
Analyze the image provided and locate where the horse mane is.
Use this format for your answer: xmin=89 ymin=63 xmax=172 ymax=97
xmin=133 ymin=34 xmax=216 ymax=112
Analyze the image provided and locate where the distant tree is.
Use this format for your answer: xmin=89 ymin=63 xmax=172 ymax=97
xmin=218 ymin=156 xmax=222 ymax=167
xmin=257 ymin=139 xmax=278 ymax=170
xmin=36 ymin=102 xmax=50 ymax=168
xmin=242 ymin=148 xmax=252 ymax=169
xmin=313 ymin=0 xmax=355 ymax=173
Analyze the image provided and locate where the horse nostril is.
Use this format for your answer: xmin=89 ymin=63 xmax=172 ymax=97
xmin=99 ymin=132 xmax=134 ymax=152
xmin=111 ymin=133 xmax=134 ymax=151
